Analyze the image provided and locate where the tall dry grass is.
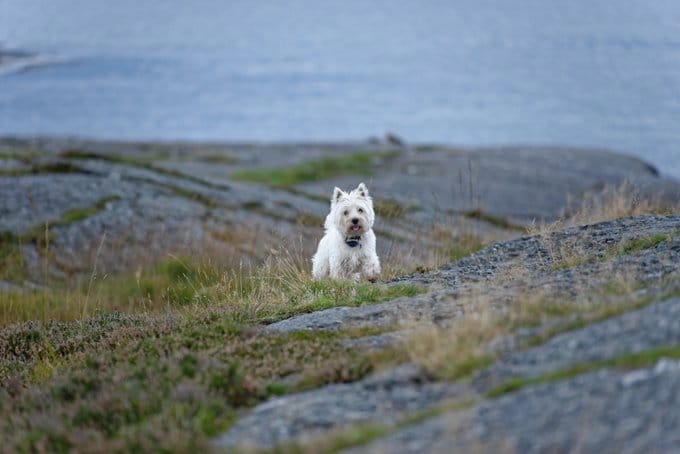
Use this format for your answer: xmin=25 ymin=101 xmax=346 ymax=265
xmin=403 ymin=271 xmax=667 ymax=381
xmin=530 ymin=180 xmax=678 ymax=238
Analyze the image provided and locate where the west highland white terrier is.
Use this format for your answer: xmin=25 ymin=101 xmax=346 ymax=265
xmin=312 ymin=183 xmax=381 ymax=282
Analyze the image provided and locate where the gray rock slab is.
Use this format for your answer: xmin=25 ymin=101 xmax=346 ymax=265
xmin=0 ymin=174 xmax=129 ymax=233
xmin=475 ymin=297 xmax=680 ymax=391
xmin=299 ymin=147 xmax=680 ymax=225
xmin=265 ymin=295 xmax=432 ymax=332
xmin=404 ymin=215 xmax=680 ymax=286
xmin=0 ymin=158 xmax=26 ymax=170
xmin=339 ymin=329 xmax=415 ymax=350
xmin=347 ymin=360 xmax=680 ymax=454
xmin=214 ymin=364 xmax=469 ymax=450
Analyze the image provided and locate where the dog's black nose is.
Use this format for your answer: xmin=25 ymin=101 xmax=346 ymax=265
xmin=351 ymin=218 xmax=359 ymax=225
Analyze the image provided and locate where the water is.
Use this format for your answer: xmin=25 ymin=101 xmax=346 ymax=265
xmin=1 ymin=0 xmax=679 ymax=178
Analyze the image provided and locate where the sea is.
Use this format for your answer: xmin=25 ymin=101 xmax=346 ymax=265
xmin=1 ymin=0 xmax=679 ymax=178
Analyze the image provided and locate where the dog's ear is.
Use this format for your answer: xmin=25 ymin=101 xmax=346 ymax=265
xmin=332 ymin=187 xmax=345 ymax=205
xmin=356 ymin=182 xmax=369 ymax=198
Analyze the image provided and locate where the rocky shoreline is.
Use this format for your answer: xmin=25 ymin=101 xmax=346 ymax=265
xmin=1 ymin=137 xmax=679 ymax=452
xmin=2 ymin=136 xmax=678 ymax=285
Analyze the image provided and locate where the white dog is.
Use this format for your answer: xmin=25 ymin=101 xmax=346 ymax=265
xmin=312 ymin=183 xmax=381 ymax=282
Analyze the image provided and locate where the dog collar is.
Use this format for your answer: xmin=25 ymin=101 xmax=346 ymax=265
xmin=345 ymin=235 xmax=362 ymax=248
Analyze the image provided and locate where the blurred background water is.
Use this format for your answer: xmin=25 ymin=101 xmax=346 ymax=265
xmin=1 ymin=0 xmax=679 ymax=177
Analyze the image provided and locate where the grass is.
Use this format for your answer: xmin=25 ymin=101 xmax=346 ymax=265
xmin=373 ymin=199 xmax=421 ymax=219
xmin=462 ymin=209 xmax=524 ymax=231
xmin=567 ymin=180 xmax=678 ymax=224
xmin=619 ymin=231 xmax=678 ymax=254
xmin=486 ymin=344 xmax=680 ymax=398
xmin=405 ymin=312 xmax=497 ymax=381
xmin=527 ymin=180 xmax=680 ymax=271
xmin=196 ymin=154 xmax=238 ymax=164
xmin=551 ymin=229 xmax=679 ymax=271
xmin=163 ymin=184 xmax=218 ymax=208
xmin=0 ymin=313 xmax=402 ymax=452
xmin=230 ymin=151 xmax=396 ymax=188
xmin=0 ymin=232 xmax=26 ymax=283
xmin=378 ymin=215 xmax=498 ymax=279
xmin=531 ymin=180 xmax=679 ymax=240
xmin=0 ymin=248 xmax=422 ymax=451
xmin=59 ymin=148 xmax=163 ymax=165
xmin=403 ymin=274 xmax=679 ymax=383
xmin=60 ymin=196 xmax=121 ymax=224
xmin=0 ymin=149 xmax=47 ymax=163
xmin=429 ymin=229 xmax=486 ymax=263
xmin=0 ymin=161 xmax=87 ymax=177
xmin=0 ymin=250 xmax=422 ymax=325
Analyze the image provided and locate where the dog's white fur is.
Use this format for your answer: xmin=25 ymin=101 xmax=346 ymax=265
xmin=311 ymin=183 xmax=381 ymax=281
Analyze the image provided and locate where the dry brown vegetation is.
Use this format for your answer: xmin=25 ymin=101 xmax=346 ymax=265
xmin=402 ymin=276 xmax=666 ymax=381
xmin=530 ymin=180 xmax=679 ymax=238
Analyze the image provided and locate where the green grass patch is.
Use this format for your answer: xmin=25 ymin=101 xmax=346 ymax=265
xmin=60 ymin=195 xmax=121 ymax=223
xmin=552 ymin=229 xmax=679 ymax=271
xmin=230 ymin=151 xmax=397 ymax=188
xmin=163 ymin=184 xmax=217 ymax=207
xmin=59 ymin=148 xmax=164 ymax=165
xmin=0 ymin=148 xmax=47 ymax=163
xmin=22 ymin=195 xmax=119 ymax=240
xmin=0 ymin=161 xmax=87 ymax=177
xmin=304 ymin=281 xmax=422 ymax=311
xmin=0 ymin=241 xmax=423 ymax=325
xmin=449 ymin=355 xmax=494 ymax=379
xmin=0 ymin=231 xmax=26 ymax=283
xmin=619 ymin=231 xmax=678 ymax=254
xmin=486 ymin=344 xmax=680 ymax=398
xmin=0 ymin=300 xmax=407 ymax=452
xmin=196 ymin=154 xmax=238 ymax=164
xmin=463 ymin=209 xmax=524 ymax=231
xmin=413 ymin=144 xmax=441 ymax=152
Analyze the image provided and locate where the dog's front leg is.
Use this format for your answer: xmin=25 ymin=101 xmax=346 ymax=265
xmin=328 ymin=256 xmax=344 ymax=280
xmin=364 ymin=256 xmax=381 ymax=283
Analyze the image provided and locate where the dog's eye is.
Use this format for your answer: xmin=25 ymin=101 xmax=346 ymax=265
xmin=343 ymin=210 xmax=349 ymax=216
xmin=358 ymin=208 xmax=364 ymax=213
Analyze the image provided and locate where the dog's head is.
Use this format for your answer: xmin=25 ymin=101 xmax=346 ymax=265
xmin=326 ymin=183 xmax=375 ymax=236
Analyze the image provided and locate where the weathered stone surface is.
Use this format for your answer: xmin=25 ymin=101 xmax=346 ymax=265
xmin=474 ymin=297 xmax=680 ymax=390
xmin=0 ymin=174 xmax=128 ymax=234
xmin=300 ymin=147 xmax=679 ymax=225
xmin=348 ymin=360 xmax=680 ymax=454
xmin=404 ymin=215 xmax=680 ymax=287
xmin=213 ymin=364 xmax=469 ymax=450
